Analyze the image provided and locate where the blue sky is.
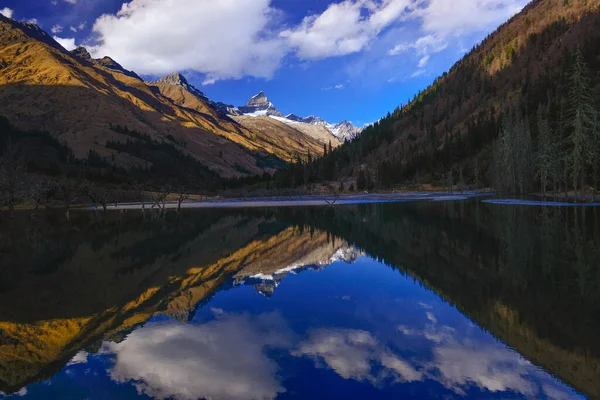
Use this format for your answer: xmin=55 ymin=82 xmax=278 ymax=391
xmin=1 ymin=0 xmax=528 ymax=126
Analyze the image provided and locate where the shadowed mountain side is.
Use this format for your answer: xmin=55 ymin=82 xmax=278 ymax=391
xmin=301 ymin=0 xmax=600 ymax=188
xmin=0 ymin=83 xmax=274 ymax=177
xmin=271 ymin=203 xmax=600 ymax=398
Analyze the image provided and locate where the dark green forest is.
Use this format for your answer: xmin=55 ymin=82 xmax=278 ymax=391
xmin=271 ymin=7 xmax=600 ymax=197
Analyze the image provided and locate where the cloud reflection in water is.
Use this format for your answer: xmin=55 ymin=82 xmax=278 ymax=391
xmin=99 ymin=312 xmax=292 ymax=400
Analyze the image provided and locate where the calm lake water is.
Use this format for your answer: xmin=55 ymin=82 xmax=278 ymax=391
xmin=0 ymin=199 xmax=598 ymax=399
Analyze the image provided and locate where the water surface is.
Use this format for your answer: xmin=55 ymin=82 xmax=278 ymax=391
xmin=0 ymin=200 xmax=598 ymax=399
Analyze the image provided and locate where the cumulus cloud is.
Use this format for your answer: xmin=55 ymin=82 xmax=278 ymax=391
xmin=281 ymin=0 xmax=412 ymax=60
xmin=53 ymin=36 xmax=77 ymax=51
xmin=293 ymin=310 xmax=577 ymax=399
xmin=101 ymin=312 xmax=292 ymax=400
xmin=292 ymin=328 xmax=423 ymax=384
xmin=0 ymin=7 xmax=13 ymax=18
xmin=89 ymin=0 xmax=286 ymax=83
xmin=51 ymin=24 xmax=63 ymax=34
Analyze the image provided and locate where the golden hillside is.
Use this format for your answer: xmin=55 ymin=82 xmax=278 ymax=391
xmin=0 ymin=16 xmax=324 ymax=176
xmin=152 ymin=79 xmax=327 ymax=163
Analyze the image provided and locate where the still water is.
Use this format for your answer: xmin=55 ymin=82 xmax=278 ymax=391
xmin=0 ymin=199 xmax=598 ymax=399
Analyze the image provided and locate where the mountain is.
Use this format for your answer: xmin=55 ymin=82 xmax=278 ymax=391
xmin=284 ymin=114 xmax=361 ymax=141
xmin=0 ymin=15 xmax=280 ymax=179
xmin=238 ymin=92 xmax=284 ymax=117
xmin=295 ymin=0 xmax=600 ymax=191
xmin=150 ymin=73 xmax=328 ymax=162
xmin=230 ymin=93 xmax=362 ymax=143
xmin=237 ymin=244 xmax=362 ymax=297
xmin=0 ymin=16 xmax=331 ymax=183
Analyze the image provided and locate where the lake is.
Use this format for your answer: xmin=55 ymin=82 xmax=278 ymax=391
xmin=0 ymin=198 xmax=598 ymax=399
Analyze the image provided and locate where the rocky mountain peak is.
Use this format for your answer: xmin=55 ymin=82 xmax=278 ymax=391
xmin=247 ymin=91 xmax=270 ymax=107
xmin=285 ymin=114 xmax=303 ymax=122
xmin=156 ymin=72 xmax=189 ymax=87
xmin=151 ymin=72 xmax=209 ymax=101
xmin=71 ymin=46 xmax=92 ymax=60
xmin=303 ymin=116 xmax=328 ymax=126
xmin=238 ymin=91 xmax=283 ymax=117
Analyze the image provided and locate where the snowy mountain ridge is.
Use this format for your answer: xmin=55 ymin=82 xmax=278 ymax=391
xmin=237 ymin=92 xmax=362 ymax=142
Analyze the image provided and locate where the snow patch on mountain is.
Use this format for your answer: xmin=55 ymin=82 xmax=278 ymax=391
xmin=238 ymin=92 xmax=362 ymax=141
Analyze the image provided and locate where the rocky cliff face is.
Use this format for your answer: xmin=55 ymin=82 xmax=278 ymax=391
xmin=150 ymin=72 xmax=209 ymax=100
xmin=330 ymin=120 xmax=362 ymax=142
xmin=71 ymin=46 xmax=141 ymax=80
xmin=238 ymin=91 xmax=284 ymax=117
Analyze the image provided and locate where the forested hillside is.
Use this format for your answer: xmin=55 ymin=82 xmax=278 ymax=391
xmin=275 ymin=0 xmax=600 ymax=195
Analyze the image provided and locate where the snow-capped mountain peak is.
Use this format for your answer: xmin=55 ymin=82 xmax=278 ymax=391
xmin=238 ymin=91 xmax=284 ymax=117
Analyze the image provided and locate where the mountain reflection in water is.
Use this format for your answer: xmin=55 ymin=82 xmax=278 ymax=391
xmin=0 ymin=200 xmax=597 ymax=399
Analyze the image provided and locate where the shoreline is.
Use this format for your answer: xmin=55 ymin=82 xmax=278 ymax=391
xmin=77 ymin=192 xmax=494 ymax=211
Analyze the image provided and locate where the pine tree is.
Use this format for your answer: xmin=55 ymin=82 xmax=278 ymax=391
xmin=565 ymin=46 xmax=596 ymax=197
xmin=536 ymin=105 xmax=556 ymax=196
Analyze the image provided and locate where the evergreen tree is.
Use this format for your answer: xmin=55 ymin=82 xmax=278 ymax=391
xmin=565 ymin=47 xmax=596 ymax=197
xmin=536 ymin=105 xmax=556 ymax=196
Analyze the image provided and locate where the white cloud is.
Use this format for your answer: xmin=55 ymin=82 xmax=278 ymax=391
xmin=101 ymin=312 xmax=292 ymax=400
xmin=69 ymin=21 xmax=87 ymax=33
xmin=322 ymin=83 xmax=345 ymax=90
xmin=67 ymin=351 xmax=89 ymax=366
xmin=53 ymin=36 xmax=77 ymax=51
xmin=414 ymin=0 xmax=526 ymax=38
xmin=388 ymin=34 xmax=447 ymax=56
xmin=89 ymin=0 xmax=286 ymax=83
xmin=0 ymin=7 xmax=13 ymax=18
xmin=51 ymin=24 xmax=63 ymax=34
xmin=292 ymin=328 xmax=423 ymax=384
xmin=411 ymin=69 xmax=425 ymax=78
xmin=26 ymin=18 xmax=38 ymax=25
xmin=389 ymin=0 xmax=527 ymax=58
xmin=64 ymin=0 xmax=77 ymax=3
xmin=281 ymin=0 xmax=412 ymax=60
xmin=293 ymin=315 xmax=579 ymax=399
xmin=417 ymin=54 xmax=429 ymax=67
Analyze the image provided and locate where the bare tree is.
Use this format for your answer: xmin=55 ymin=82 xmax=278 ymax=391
xmin=83 ymin=182 xmax=113 ymax=213
xmin=56 ymin=177 xmax=86 ymax=218
xmin=28 ymin=176 xmax=52 ymax=212
xmin=151 ymin=185 xmax=171 ymax=211
xmin=176 ymin=186 xmax=189 ymax=212
xmin=133 ymin=184 xmax=147 ymax=210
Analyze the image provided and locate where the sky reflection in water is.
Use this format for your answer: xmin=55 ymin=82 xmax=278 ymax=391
xmin=8 ymin=254 xmax=583 ymax=400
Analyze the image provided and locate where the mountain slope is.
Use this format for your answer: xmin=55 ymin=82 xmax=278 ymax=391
xmin=0 ymin=16 xmax=272 ymax=177
xmin=149 ymin=74 xmax=327 ymax=162
xmin=0 ymin=16 xmax=339 ymax=179
xmin=230 ymin=115 xmax=327 ymax=160
xmin=228 ymin=92 xmax=359 ymax=143
xmin=299 ymin=0 xmax=600 ymax=188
